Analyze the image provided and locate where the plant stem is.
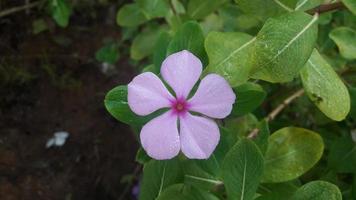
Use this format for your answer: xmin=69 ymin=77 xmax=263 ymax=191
xmin=0 ymin=1 xmax=41 ymax=18
xmin=247 ymin=89 xmax=305 ymax=138
xmin=306 ymin=2 xmax=345 ymax=15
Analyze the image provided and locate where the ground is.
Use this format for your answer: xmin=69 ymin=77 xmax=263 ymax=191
xmin=0 ymin=2 xmax=139 ymax=199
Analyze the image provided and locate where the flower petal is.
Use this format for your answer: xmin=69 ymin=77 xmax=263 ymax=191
xmin=128 ymin=72 xmax=174 ymax=116
xmin=161 ymin=50 xmax=202 ymax=98
xmin=140 ymin=111 xmax=180 ymax=160
xmin=188 ymin=74 xmax=236 ymax=119
xmin=180 ymin=113 xmax=220 ymax=159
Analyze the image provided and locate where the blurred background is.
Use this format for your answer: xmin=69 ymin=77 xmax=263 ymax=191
xmin=0 ymin=0 xmax=140 ymax=199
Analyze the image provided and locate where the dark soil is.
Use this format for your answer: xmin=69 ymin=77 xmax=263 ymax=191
xmin=0 ymin=2 xmax=140 ymax=200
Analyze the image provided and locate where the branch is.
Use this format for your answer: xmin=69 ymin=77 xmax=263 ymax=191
xmin=247 ymin=89 xmax=305 ymax=138
xmin=0 ymin=1 xmax=41 ymax=18
xmin=306 ymin=2 xmax=345 ymax=15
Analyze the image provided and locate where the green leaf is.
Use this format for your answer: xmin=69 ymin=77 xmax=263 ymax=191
xmin=256 ymin=182 xmax=299 ymax=200
xmin=235 ymin=0 xmax=294 ymax=21
xmin=254 ymin=120 xmax=270 ymax=155
xmin=342 ymin=0 xmax=356 ymax=15
xmin=250 ymin=12 xmax=318 ymax=83
xmin=194 ymin=127 xmax=235 ymax=176
xmin=131 ymin=26 xmax=162 ymax=60
xmin=201 ymin=14 xmax=224 ymax=35
xmin=349 ymin=87 xmax=356 ymax=120
xmin=116 ymin=3 xmax=149 ymax=27
xmin=153 ymin=31 xmax=172 ymax=73
xmin=262 ymin=127 xmax=324 ymax=183
xmin=291 ymin=181 xmax=342 ymax=200
xmin=187 ymin=0 xmax=227 ymax=19
xmin=156 ymin=184 xmax=219 ymax=200
xmin=95 ymin=43 xmax=119 ymax=64
xmin=295 ymin=0 xmax=324 ymax=11
xmin=137 ymin=0 xmax=169 ymax=18
xmin=182 ymin=159 xmax=221 ymax=191
xmin=167 ymin=21 xmax=208 ymax=65
xmin=104 ymin=85 xmax=151 ymax=127
xmin=136 ymin=148 xmax=151 ymax=164
xmin=328 ymin=136 xmax=356 ymax=173
xmin=49 ymin=0 xmax=72 ymax=27
xmin=329 ymin=27 xmax=356 ymax=60
xmin=139 ymin=159 xmax=182 ymax=200
xmin=230 ymin=82 xmax=266 ymax=117
xmin=204 ymin=31 xmax=255 ymax=86
xmin=300 ymin=49 xmax=350 ymax=121
xmin=222 ymin=139 xmax=264 ymax=200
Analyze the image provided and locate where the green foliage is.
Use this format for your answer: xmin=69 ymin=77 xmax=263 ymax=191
xmin=153 ymin=31 xmax=172 ymax=73
xmin=95 ymin=43 xmax=120 ymax=64
xmin=167 ymin=21 xmax=207 ymax=64
xmin=204 ymin=31 xmax=254 ymax=86
xmin=291 ymin=181 xmax=342 ymax=200
xmin=250 ymin=12 xmax=318 ymax=83
xmin=328 ymin=136 xmax=356 ymax=173
xmin=235 ymin=0 xmax=294 ymax=22
xmin=222 ymin=139 xmax=264 ymax=200
xmin=137 ymin=0 xmax=169 ymax=18
xmin=343 ymin=0 xmax=356 ymax=15
xmin=104 ymin=86 xmax=154 ymax=127
xmin=262 ymin=127 xmax=324 ymax=183
xmin=187 ymin=0 xmax=227 ymax=20
xmin=48 ymin=0 xmax=72 ymax=27
xmin=156 ymin=184 xmax=219 ymax=200
xmin=300 ymin=49 xmax=350 ymax=121
xmin=116 ymin=3 xmax=149 ymax=27
xmin=295 ymin=0 xmax=323 ymax=11
xmin=230 ymin=82 xmax=266 ymax=117
xmin=329 ymin=27 xmax=356 ymax=60
xmin=131 ymin=26 xmax=163 ymax=60
xmin=140 ymin=159 xmax=182 ymax=200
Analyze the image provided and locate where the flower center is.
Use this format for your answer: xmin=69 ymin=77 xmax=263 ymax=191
xmin=171 ymin=98 xmax=189 ymax=115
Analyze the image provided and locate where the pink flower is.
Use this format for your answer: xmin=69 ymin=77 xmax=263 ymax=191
xmin=128 ymin=50 xmax=236 ymax=160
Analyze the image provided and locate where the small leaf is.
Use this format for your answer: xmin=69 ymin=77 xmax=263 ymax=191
xmin=153 ymin=31 xmax=172 ymax=73
xmin=104 ymin=85 xmax=151 ymax=127
xmin=116 ymin=3 xmax=149 ymax=27
xmin=167 ymin=21 xmax=208 ymax=65
xmin=137 ymin=0 xmax=169 ymax=18
xmin=204 ymin=31 xmax=255 ymax=86
xmin=222 ymin=139 xmax=264 ymax=200
xmin=156 ymin=184 xmax=219 ymax=200
xmin=342 ymin=0 xmax=356 ymax=15
xmin=256 ymin=181 xmax=299 ymax=200
xmin=291 ymin=181 xmax=342 ymax=200
xmin=235 ymin=0 xmax=293 ymax=21
xmin=254 ymin=120 xmax=270 ymax=155
xmin=194 ymin=127 xmax=235 ymax=176
xmin=295 ymin=0 xmax=324 ymax=11
xmin=329 ymin=27 xmax=356 ymax=60
xmin=49 ymin=0 xmax=72 ymax=27
xmin=300 ymin=49 xmax=350 ymax=121
xmin=140 ymin=159 xmax=182 ymax=200
xmin=95 ymin=43 xmax=119 ymax=64
xmin=250 ymin=12 xmax=318 ymax=83
xmin=136 ymin=148 xmax=151 ymax=164
xmin=131 ymin=26 xmax=162 ymax=60
xmin=230 ymin=82 xmax=266 ymax=117
xmin=187 ymin=0 xmax=227 ymax=19
xmin=262 ymin=127 xmax=324 ymax=183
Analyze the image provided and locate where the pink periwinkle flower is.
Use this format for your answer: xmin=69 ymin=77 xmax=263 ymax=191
xmin=128 ymin=50 xmax=236 ymax=160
